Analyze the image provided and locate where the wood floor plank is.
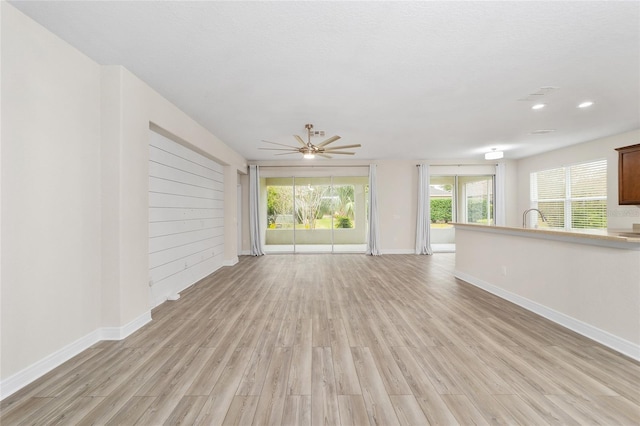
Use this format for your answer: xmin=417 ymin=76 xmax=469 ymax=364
xmin=390 ymin=395 xmax=429 ymax=426
xmin=544 ymin=394 xmax=611 ymax=425
xmin=288 ymin=318 xmax=313 ymax=396
xmin=106 ymin=396 xmax=156 ymax=426
xmin=493 ymin=394 xmax=554 ymax=426
xmin=282 ymin=395 xmax=311 ymax=426
xmin=77 ymin=345 xmax=186 ymax=425
xmin=31 ymin=396 xmax=105 ymax=425
xmin=441 ymin=394 xmax=491 ymax=426
xmin=311 ymin=301 xmax=331 ymax=347
xmin=0 ymin=397 xmax=55 ymax=425
xmin=410 ymin=346 xmax=466 ymax=395
xmin=235 ymin=311 xmax=284 ymax=395
xmin=357 ymin=317 xmax=413 ymax=395
xmin=389 ymin=345 xmax=459 ymax=425
xmin=514 ymin=391 xmax=582 ymax=425
xmin=351 ymin=346 xmax=401 ymax=426
xmin=132 ymin=346 xmax=214 ymax=424
xmin=329 ymin=319 xmax=362 ymax=395
xmin=163 ymin=395 xmax=207 ymax=426
xmin=592 ymin=395 xmax=640 ymax=425
xmin=251 ymin=347 xmax=292 ymax=425
xmin=311 ymin=347 xmax=340 ymax=426
xmin=507 ymin=345 xmax=619 ymax=397
xmin=337 ymin=395 xmax=371 ymax=426
xmin=222 ymin=395 xmax=260 ymax=426
xmin=2 ymin=254 xmax=638 ymax=425
xmin=276 ymin=319 xmax=297 ymax=347
xmin=193 ymin=346 xmax=254 ymax=425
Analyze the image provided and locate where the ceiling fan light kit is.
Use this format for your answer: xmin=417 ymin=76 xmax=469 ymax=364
xmin=260 ymin=123 xmax=361 ymax=159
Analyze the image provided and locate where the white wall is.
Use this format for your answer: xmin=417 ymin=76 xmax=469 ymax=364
xmin=1 ymin=2 xmax=247 ymax=397
xmin=377 ymin=161 xmax=418 ymax=253
xmin=516 ymin=129 xmax=640 ymax=230
xmin=148 ymin=131 xmax=225 ymax=307
xmin=1 ymin=1 xmax=102 ymax=380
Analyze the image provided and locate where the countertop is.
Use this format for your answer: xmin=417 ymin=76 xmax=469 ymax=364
xmin=452 ymin=223 xmax=640 ymax=247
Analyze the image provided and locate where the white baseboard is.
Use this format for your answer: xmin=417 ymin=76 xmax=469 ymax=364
xmin=224 ymin=256 xmax=239 ymax=266
xmin=0 ymin=310 xmax=151 ymax=401
xmin=454 ymin=270 xmax=640 ymax=361
xmin=240 ymin=250 xmax=251 ymax=256
xmin=101 ymin=311 xmax=152 ymax=341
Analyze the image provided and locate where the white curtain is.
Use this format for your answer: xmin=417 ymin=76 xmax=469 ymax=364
xmin=495 ymin=162 xmax=506 ymax=226
xmin=249 ymin=165 xmax=265 ymax=256
xmin=366 ymin=164 xmax=381 ymax=256
xmin=415 ymin=164 xmax=433 ymax=255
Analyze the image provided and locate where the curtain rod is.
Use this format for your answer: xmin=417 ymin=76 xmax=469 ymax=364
xmin=255 ymin=164 xmax=370 ymax=168
xmin=416 ymin=163 xmax=498 ymax=167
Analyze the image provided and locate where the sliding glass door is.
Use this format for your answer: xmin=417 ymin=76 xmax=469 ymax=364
xmin=457 ymin=175 xmax=494 ymax=225
xmin=429 ymin=174 xmax=494 ymax=250
xmin=264 ymin=176 xmax=368 ymax=253
xmin=294 ymin=177 xmax=333 ymax=252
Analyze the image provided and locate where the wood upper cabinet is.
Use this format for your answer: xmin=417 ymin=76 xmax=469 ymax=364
xmin=616 ymin=143 xmax=640 ymax=205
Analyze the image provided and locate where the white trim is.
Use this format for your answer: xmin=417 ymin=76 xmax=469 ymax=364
xmin=0 ymin=311 xmax=152 ymax=400
xmin=101 ymin=311 xmax=152 ymax=341
xmin=224 ymin=257 xmax=239 ymax=267
xmin=454 ymin=270 xmax=640 ymax=362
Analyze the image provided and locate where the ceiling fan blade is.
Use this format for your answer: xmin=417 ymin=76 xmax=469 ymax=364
xmin=274 ymin=152 xmax=301 ymax=156
xmin=323 ymin=144 xmax=362 ymax=151
xmin=317 ymin=135 xmax=341 ymax=147
xmin=262 ymin=140 xmax=300 ymax=149
xmin=258 ymin=148 xmax=300 ymax=152
xmin=325 ymin=151 xmax=355 ymax=155
xmin=318 ymin=153 xmax=332 ymax=159
xmin=293 ymin=135 xmax=307 ymax=147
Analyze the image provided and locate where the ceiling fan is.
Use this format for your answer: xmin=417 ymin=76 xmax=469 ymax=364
xmin=260 ymin=124 xmax=361 ymax=159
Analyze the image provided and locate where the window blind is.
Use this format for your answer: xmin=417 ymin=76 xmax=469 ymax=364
xmin=531 ymin=159 xmax=607 ymax=230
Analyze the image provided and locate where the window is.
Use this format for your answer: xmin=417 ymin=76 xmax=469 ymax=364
xmin=429 ymin=175 xmax=494 ymax=228
xmin=264 ymin=176 xmax=368 ymax=253
xmin=530 ymin=159 xmax=607 ymax=229
xmin=267 ymin=183 xmax=356 ymax=230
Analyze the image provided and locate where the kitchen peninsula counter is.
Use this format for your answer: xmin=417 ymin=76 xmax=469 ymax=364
xmin=453 ymin=223 xmax=640 ymax=249
xmin=453 ymin=223 xmax=640 ymax=361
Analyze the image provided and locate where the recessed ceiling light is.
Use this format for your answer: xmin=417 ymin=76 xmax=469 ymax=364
xmin=578 ymin=101 xmax=594 ymax=108
xmin=532 ymin=103 xmax=546 ymax=110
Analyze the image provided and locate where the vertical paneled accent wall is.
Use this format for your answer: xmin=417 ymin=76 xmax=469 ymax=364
xmin=148 ymin=131 xmax=224 ymax=306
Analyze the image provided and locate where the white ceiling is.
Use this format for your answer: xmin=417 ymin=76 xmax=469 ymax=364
xmin=9 ymin=1 xmax=640 ymax=161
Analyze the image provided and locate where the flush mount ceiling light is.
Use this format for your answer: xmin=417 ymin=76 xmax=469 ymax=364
xmin=485 ymin=148 xmax=504 ymax=160
xmin=578 ymin=101 xmax=594 ymax=108
xmin=531 ymin=103 xmax=546 ymax=110
xmin=260 ymin=124 xmax=361 ymax=159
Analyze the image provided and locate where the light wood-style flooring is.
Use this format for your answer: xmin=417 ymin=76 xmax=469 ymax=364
xmin=2 ymin=254 xmax=639 ymax=425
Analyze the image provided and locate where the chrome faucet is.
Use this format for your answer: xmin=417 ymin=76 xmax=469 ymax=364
xmin=522 ymin=208 xmax=548 ymax=228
